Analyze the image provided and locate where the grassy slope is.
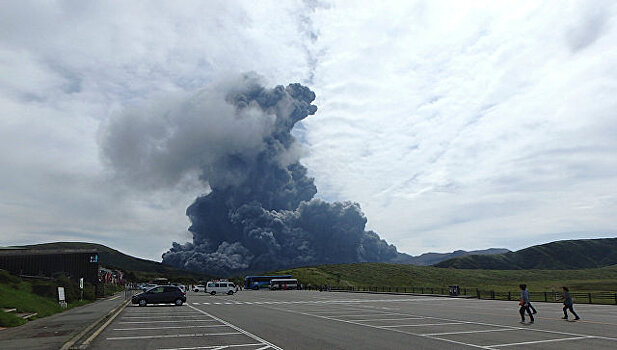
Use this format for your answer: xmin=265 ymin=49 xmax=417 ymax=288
xmin=435 ymin=237 xmax=617 ymax=269
xmin=0 ymin=282 xmax=63 ymax=318
xmin=274 ymin=263 xmax=617 ymax=292
xmin=21 ymin=242 xmax=208 ymax=281
xmin=0 ymin=272 xmax=96 ymax=327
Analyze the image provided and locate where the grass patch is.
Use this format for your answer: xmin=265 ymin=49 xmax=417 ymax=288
xmin=274 ymin=263 xmax=617 ymax=293
xmin=0 ymin=279 xmax=63 ymax=319
xmin=0 ymin=311 xmax=26 ymax=327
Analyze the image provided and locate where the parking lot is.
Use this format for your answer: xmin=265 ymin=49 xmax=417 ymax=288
xmin=90 ymin=290 xmax=617 ymax=349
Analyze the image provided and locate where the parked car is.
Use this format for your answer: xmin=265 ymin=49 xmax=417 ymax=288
xmin=132 ymin=285 xmax=186 ymax=306
xmin=205 ymin=281 xmax=236 ymax=295
xmin=193 ymin=284 xmax=205 ymax=292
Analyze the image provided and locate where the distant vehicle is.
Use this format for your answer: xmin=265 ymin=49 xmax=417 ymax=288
xmin=270 ymin=278 xmax=299 ymax=290
xmin=171 ymin=283 xmax=186 ymax=293
xmin=141 ymin=283 xmax=157 ymax=291
xmin=132 ymin=285 xmax=186 ymax=306
xmin=244 ymin=275 xmax=292 ymax=290
xmin=193 ymin=284 xmax=205 ymax=292
xmin=206 ymin=281 xmax=236 ymax=295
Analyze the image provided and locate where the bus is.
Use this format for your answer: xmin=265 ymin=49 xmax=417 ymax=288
xmin=244 ymin=275 xmax=292 ymax=290
xmin=269 ymin=278 xmax=298 ymax=290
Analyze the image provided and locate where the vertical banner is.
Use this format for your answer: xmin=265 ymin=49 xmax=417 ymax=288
xmin=58 ymin=287 xmax=67 ymax=308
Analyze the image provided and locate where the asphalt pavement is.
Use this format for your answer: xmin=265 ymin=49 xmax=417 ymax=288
xmin=89 ymin=290 xmax=617 ymax=349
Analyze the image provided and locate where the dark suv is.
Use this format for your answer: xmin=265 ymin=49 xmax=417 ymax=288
xmin=132 ymin=285 xmax=186 ymax=306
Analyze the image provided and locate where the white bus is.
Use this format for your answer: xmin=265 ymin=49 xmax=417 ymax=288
xmin=269 ymin=278 xmax=298 ymax=290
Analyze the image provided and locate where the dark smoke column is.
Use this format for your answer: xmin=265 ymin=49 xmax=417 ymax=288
xmin=162 ymin=75 xmax=399 ymax=276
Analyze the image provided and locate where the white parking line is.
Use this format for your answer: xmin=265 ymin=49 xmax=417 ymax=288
xmin=123 ymin=313 xmax=198 ymax=317
xmin=487 ymin=336 xmax=594 ymax=348
xmin=107 ymin=332 xmax=242 ymax=340
xmin=320 ymin=312 xmax=395 ymax=317
xmin=157 ymin=343 xmax=264 ymax=350
xmin=122 ymin=316 xmax=206 ymax=319
xmin=381 ymin=322 xmax=463 ymax=328
xmin=118 ymin=320 xmax=219 ymax=324
xmin=422 ymin=335 xmax=492 ymax=349
xmin=351 ymin=317 xmax=425 ymax=322
xmin=422 ymin=328 xmax=518 ymax=336
xmin=188 ymin=305 xmax=282 ymax=350
xmin=113 ymin=325 xmax=227 ymax=331
xmin=337 ymin=313 xmax=409 ymax=318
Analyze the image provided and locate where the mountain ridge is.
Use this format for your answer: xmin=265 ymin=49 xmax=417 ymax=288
xmin=12 ymin=237 xmax=615 ymax=276
xmin=435 ymin=237 xmax=617 ymax=269
xmin=17 ymin=242 xmax=208 ymax=281
xmin=394 ymin=248 xmax=510 ymax=265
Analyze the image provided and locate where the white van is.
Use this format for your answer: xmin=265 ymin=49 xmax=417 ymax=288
xmin=205 ymin=281 xmax=236 ymax=295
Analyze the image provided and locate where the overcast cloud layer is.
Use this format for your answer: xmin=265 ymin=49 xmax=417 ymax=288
xmin=1 ymin=1 xmax=615 ymax=260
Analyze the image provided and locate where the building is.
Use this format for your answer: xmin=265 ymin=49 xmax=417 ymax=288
xmin=0 ymin=248 xmax=99 ymax=285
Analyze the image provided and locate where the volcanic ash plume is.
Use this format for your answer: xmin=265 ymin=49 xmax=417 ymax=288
xmin=101 ymin=73 xmax=399 ymax=276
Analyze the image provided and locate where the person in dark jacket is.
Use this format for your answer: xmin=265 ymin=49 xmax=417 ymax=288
xmin=519 ymin=284 xmax=534 ymax=324
xmin=561 ymin=286 xmax=580 ymax=320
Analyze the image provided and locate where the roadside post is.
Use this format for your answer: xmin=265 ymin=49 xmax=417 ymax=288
xmin=58 ymin=287 xmax=67 ymax=309
xmin=80 ymin=277 xmax=84 ymax=300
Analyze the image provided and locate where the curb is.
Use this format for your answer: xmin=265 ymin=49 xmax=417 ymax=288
xmin=60 ymin=296 xmax=130 ymax=350
xmin=329 ymin=289 xmax=477 ymax=299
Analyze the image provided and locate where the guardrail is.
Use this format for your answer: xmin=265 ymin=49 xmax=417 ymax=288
xmin=327 ymin=285 xmax=617 ymax=305
xmin=329 ymin=285 xmax=471 ymax=296
xmin=123 ymin=288 xmax=137 ymax=300
xmin=475 ymin=290 xmax=617 ymax=305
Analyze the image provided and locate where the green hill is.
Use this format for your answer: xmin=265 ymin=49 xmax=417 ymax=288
xmin=273 ymin=262 xmax=617 ymax=292
xmin=394 ymin=248 xmax=510 ymax=265
xmin=435 ymin=237 xmax=617 ymax=270
xmin=20 ymin=242 xmax=208 ymax=282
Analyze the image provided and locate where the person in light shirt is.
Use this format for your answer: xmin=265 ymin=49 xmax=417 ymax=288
xmin=518 ymin=284 xmax=535 ymax=324
xmin=561 ymin=286 xmax=581 ymax=321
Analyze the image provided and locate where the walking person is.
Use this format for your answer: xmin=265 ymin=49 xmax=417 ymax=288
xmin=519 ymin=284 xmax=534 ymax=324
xmin=528 ymin=301 xmax=538 ymax=314
xmin=561 ymin=286 xmax=580 ymax=320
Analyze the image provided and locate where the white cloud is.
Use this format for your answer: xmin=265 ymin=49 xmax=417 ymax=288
xmin=0 ymin=0 xmax=615 ymax=260
xmin=0 ymin=0 xmax=317 ymax=259
xmin=304 ymin=0 xmax=617 ymax=254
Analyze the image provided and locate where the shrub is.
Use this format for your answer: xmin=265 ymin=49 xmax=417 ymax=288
xmin=83 ymin=283 xmax=96 ymax=301
xmin=31 ymin=281 xmax=56 ymax=298
xmin=54 ymin=275 xmax=80 ymax=303
xmin=0 ymin=312 xmax=27 ymax=327
xmin=0 ymin=270 xmax=21 ymax=284
xmin=30 ymin=276 xmax=86 ymax=302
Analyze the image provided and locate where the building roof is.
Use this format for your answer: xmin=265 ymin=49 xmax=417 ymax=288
xmin=0 ymin=248 xmax=98 ymax=256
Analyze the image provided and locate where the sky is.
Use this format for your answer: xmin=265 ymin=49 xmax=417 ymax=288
xmin=1 ymin=0 xmax=615 ymax=261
